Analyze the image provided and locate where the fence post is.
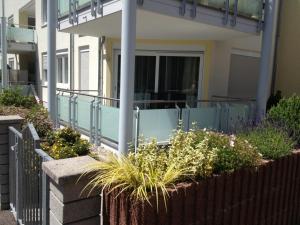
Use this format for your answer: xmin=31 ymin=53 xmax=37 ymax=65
xmin=0 ymin=116 xmax=23 ymax=210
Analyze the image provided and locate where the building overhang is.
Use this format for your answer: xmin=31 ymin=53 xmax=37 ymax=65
xmin=58 ymin=0 xmax=261 ymax=40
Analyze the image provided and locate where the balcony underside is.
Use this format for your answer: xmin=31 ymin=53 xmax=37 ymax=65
xmin=7 ymin=42 xmax=36 ymax=54
xmin=59 ymin=0 xmax=261 ymax=40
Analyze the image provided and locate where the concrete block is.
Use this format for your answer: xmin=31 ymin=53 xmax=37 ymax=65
xmin=0 ymin=154 xmax=8 ymax=164
xmin=50 ymin=178 xmax=99 ymax=204
xmin=50 ymin=191 xmax=100 ymax=224
xmin=0 ymin=165 xmax=8 ymax=175
xmin=43 ymin=156 xmax=97 ymax=186
xmin=0 ymin=175 xmax=8 ymax=185
xmin=50 ymin=210 xmax=100 ymax=225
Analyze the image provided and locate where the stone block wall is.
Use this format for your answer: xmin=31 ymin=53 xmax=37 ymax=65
xmin=43 ymin=156 xmax=101 ymax=225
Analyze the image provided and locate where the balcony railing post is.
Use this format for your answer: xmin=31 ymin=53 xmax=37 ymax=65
xmin=223 ymin=0 xmax=230 ymax=25
xmin=231 ymin=0 xmax=238 ymax=26
xmin=191 ymin=0 xmax=197 ymax=18
xmin=134 ymin=107 xmax=140 ymax=153
xmin=179 ymin=0 xmax=186 ymax=16
xmin=90 ymin=98 xmax=95 ymax=143
xmin=97 ymin=0 xmax=104 ymax=15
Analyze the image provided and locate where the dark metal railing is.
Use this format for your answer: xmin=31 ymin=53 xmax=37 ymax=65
xmin=9 ymin=124 xmax=53 ymax=225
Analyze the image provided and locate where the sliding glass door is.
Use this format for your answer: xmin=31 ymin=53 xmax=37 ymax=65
xmin=114 ymin=51 xmax=203 ymax=109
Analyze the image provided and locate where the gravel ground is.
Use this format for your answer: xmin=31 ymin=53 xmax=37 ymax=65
xmin=0 ymin=211 xmax=16 ymax=225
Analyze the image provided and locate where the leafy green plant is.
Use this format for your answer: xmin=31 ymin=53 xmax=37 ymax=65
xmin=194 ymin=130 xmax=262 ymax=173
xmin=267 ymin=95 xmax=300 ymax=145
xmin=42 ymin=127 xmax=90 ymax=159
xmin=168 ymin=129 xmax=218 ymax=179
xmin=85 ymin=143 xmax=185 ymax=209
xmin=25 ymin=105 xmax=53 ymax=138
xmin=0 ymin=88 xmax=36 ymax=108
xmin=240 ymin=125 xmax=294 ymax=160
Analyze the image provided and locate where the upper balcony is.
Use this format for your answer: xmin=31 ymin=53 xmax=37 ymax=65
xmin=57 ymin=0 xmax=264 ymax=39
xmin=6 ymin=24 xmax=37 ymax=53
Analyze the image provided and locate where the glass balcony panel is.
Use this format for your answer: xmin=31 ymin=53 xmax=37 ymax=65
xmin=99 ymin=105 xmax=120 ymax=142
xmin=58 ymin=95 xmax=71 ymax=123
xmin=7 ymin=27 xmax=35 ymax=43
xmin=138 ymin=109 xmax=179 ymax=143
xmin=76 ymin=96 xmax=93 ymax=131
xmin=59 ymin=0 xmax=69 ymax=17
xmin=182 ymin=105 xmax=221 ymax=131
xmin=186 ymin=0 xmax=263 ymax=20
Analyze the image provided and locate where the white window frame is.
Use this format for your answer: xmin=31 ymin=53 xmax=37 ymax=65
xmin=42 ymin=53 xmax=48 ymax=84
xmin=42 ymin=52 xmax=70 ymax=88
xmin=41 ymin=0 xmax=47 ymax=26
xmin=113 ymin=49 xmax=204 ymax=101
xmin=8 ymin=58 xmax=14 ymax=70
xmin=56 ymin=52 xmax=69 ymax=88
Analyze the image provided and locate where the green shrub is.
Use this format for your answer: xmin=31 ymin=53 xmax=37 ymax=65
xmin=194 ymin=130 xmax=262 ymax=173
xmin=0 ymin=88 xmax=36 ymax=108
xmin=240 ymin=125 xmax=294 ymax=160
xmin=267 ymin=95 xmax=300 ymax=145
xmin=168 ymin=129 xmax=218 ymax=178
xmin=25 ymin=105 xmax=53 ymax=138
xmin=42 ymin=127 xmax=90 ymax=159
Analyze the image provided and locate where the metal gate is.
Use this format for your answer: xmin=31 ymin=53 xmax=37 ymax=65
xmin=9 ymin=124 xmax=53 ymax=225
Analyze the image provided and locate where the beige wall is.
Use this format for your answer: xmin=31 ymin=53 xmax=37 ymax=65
xmin=210 ymin=35 xmax=262 ymax=97
xmin=275 ymin=1 xmax=300 ymax=96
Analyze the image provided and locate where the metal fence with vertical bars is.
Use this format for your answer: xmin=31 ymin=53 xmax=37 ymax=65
xmin=9 ymin=124 xmax=53 ymax=225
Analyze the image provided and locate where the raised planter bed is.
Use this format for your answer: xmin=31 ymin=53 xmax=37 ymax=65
xmin=103 ymin=150 xmax=300 ymax=225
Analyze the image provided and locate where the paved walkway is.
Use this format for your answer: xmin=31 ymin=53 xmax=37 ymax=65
xmin=0 ymin=211 xmax=16 ymax=225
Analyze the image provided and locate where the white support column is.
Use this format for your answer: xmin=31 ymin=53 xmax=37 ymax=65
xmin=256 ymin=0 xmax=280 ymax=121
xmin=1 ymin=0 xmax=8 ymax=89
xmin=47 ymin=0 xmax=58 ymax=122
xmin=118 ymin=0 xmax=137 ymax=155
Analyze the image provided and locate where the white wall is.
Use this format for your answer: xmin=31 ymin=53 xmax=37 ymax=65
xmin=35 ymin=0 xmax=100 ymax=103
xmin=209 ymin=35 xmax=262 ymax=98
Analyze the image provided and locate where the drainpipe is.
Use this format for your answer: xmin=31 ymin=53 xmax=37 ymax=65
xmin=70 ymin=33 xmax=74 ymax=90
xmin=47 ymin=0 xmax=58 ymax=122
xmin=1 ymin=0 xmax=8 ymax=89
xmin=118 ymin=0 xmax=137 ymax=155
xmin=98 ymin=36 xmax=105 ymax=96
xmin=256 ymin=0 xmax=280 ymax=121
xmin=270 ymin=0 xmax=283 ymax=94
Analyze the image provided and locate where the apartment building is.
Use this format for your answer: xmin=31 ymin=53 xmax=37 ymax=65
xmin=2 ymin=0 xmax=298 ymax=153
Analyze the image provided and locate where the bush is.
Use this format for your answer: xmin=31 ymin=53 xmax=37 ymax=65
xmin=0 ymin=88 xmax=36 ymax=108
xmin=42 ymin=127 xmax=90 ymax=159
xmin=168 ymin=129 xmax=218 ymax=178
xmin=85 ymin=140 xmax=185 ymax=209
xmin=194 ymin=130 xmax=262 ymax=173
xmin=240 ymin=125 xmax=294 ymax=160
xmin=25 ymin=105 xmax=53 ymax=138
xmin=267 ymin=95 xmax=300 ymax=145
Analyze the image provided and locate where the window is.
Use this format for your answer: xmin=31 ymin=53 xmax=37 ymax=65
xmin=42 ymin=53 xmax=69 ymax=85
xmin=57 ymin=54 xmax=68 ymax=84
xmin=42 ymin=0 xmax=47 ymax=25
xmin=8 ymin=16 xmax=14 ymax=26
xmin=8 ymin=58 xmax=14 ymax=70
xmin=42 ymin=54 xmax=47 ymax=82
xmin=115 ymin=51 xmax=202 ymax=108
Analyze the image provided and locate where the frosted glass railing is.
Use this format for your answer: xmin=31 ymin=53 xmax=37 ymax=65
xmin=7 ymin=27 xmax=35 ymax=43
xmin=98 ymin=105 xmax=120 ymax=142
xmin=186 ymin=0 xmax=263 ymax=20
xmin=137 ymin=109 xmax=179 ymax=143
xmin=57 ymin=95 xmax=71 ymax=123
xmin=58 ymin=0 xmax=97 ymax=17
xmin=57 ymin=93 xmax=256 ymax=146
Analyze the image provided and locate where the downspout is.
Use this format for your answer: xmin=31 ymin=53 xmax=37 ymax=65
xmin=256 ymin=0 xmax=281 ymax=121
xmin=70 ymin=33 xmax=74 ymax=90
xmin=270 ymin=0 xmax=283 ymax=94
xmin=98 ymin=36 xmax=105 ymax=96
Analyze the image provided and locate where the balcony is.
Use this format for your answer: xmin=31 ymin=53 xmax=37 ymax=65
xmin=57 ymin=0 xmax=264 ymax=37
xmin=6 ymin=25 xmax=36 ymax=53
xmin=57 ymin=90 xmax=256 ymax=148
